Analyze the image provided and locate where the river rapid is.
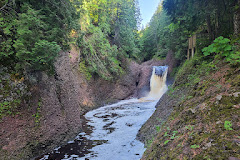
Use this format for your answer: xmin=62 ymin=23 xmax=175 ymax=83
xmin=39 ymin=99 xmax=160 ymax=160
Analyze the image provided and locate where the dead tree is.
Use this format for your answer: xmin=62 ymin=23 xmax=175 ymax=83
xmin=187 ymin=34 xmax=197 ymax=60
xmin=234 ymin=0 xmax=240 ymax=36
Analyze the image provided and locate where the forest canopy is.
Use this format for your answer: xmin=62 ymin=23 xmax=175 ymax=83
xmin=140 ymin=0 xmax=240 ymax=62
xmin=0 ymin=0 xmax=141 ymax=80
xmin=1 ymin=0 xmax=240 ymax=79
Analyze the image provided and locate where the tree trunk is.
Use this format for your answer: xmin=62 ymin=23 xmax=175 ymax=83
xmin=234 ymin=0 xmax=240 ymax=36
xmin=206 ymin=15 xmax=214 ymax=41
xmin=114 ymin=3 xmax=121 ymax=47
xmin=114 ymin=22 xmax=120 ymax=47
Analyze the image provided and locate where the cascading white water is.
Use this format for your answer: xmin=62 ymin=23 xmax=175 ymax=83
xmin=39 ymin=66 xmax=169 ymax=160
xmin=142 ymin=66 xmax=168 ymax=101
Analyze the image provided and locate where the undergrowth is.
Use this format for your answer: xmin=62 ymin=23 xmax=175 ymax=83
xmin=78 ymin=25 xmax=124 ymax=80
xmin=143 ymin=36 xmax=240 ymax=160
xmin=0 ymin=71 xmax=27 ymax=120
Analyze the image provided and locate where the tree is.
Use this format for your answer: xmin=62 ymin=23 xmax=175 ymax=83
xmin=0 ymin=0 xmax=141 ymax=79
xmin=163 ymin=0 xmax=236 ymax=39
xmin=140 ymin=3 xmax=188 ymax=61
xmin=140 ymin=0 xmax=238 ymax=62
xmin=0 ymin=0 xmax=79 ymax=73
xmin=75 ymin=0 xmax=141 ymax=79
xmin=234 ymin=0 xmax=240 ymax=36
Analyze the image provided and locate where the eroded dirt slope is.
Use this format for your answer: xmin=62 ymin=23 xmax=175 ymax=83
xmin=139 ymin=57 xmax=240 ymax=160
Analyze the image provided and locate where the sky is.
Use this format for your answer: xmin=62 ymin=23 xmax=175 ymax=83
xmin=139 ymin=0 xmax=161 ymax=28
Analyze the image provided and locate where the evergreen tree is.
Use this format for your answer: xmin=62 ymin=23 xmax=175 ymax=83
xmin=0 ymin=0 xmax=79 ymax=73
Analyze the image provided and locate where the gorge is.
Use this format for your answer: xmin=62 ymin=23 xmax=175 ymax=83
xmin=1 ymin=0 xmax=239 ymax=159
xmin=38 ymin=66 xmax=169 ymax=160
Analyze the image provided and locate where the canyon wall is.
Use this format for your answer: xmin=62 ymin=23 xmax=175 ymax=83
xmin=0 ymin=50 xmax=176 ymax=160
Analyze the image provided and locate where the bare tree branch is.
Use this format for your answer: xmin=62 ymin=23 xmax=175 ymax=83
xmin=0 ymin=1 xmax=8 ymax=11
xmin=0 ymin=0 xmax=16 ymax=16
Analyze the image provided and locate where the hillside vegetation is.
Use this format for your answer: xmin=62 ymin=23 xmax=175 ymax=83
xmin=141 ymin=52 xmax=240 ymax=160
xmin=139 ymin=0 xmax=240 ymax=159
xmin=0 ymin=0 xmax=141 ymax=119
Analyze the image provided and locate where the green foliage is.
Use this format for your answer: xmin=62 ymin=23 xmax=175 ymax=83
xmin=163 ymin=0 xmax=235 ymax=38
xmin=79 ymin=26 xmax=124 ymax=80
xmin=38 ymin=101 xmax=41 ymax=107
xmin=177 ymin=144 xmax=182 ymax=147
xmin=187 ymin=96 xmax=193 ymax=100
xmin=190 ymin=144 xmax=200 ymax=149
xmin=140 ymin=0 xmax=237 ymax=62
xmin=156 ymin=117 xmax=162 ymax=122
xmin=0 ymin=71 xmax=26 ymax=119
xmin=185 ymin=125 xmax=194 ymax=131
xmin=167 ymin=85 xmax=175 ymax=96
xmin=30 ymin=40 xmax=61 ymax=71
xmin=204 ymin=156 xmax=212 ymax=160
xmin=146 ymin=137 xmax=155 ymax=148
xmin=227 ymin=51 xmax=240 ymax=65
xmin=140 ymin=3 xmax=188 ymax=61
xmin=1 ymin=0 xmax=140 ymax=79
xmin=0 ymin=99 xmax=21 ymax=119
xmin=79 ymin=61 xmax=92 ymax=80
xmin=75 ymin=0 xmax=140 ymax=79
xmin=32 ymin=109 xmax=40 ymax=124
xmin=140 ymin=7 xmax=170 ymax=60
xmin=202 ymin=37 xmax=232 ymax=56
xmin=32 ymin=100 xmax=41 ymax=124
xmin=170 ymin=131 xmax=178 ymax=140
xmin=0 ymin=101 xmax=11 ymax=119
xmin=114 ymin=0 xmax=141 ymax=58
xmin=155 ymin=126 xmax=161 ymax=132
xmin=164 ymin=132 xmax=169 ymax=137
xmin=202 ymin=36 xmax=240 ymax=66
xmin=0 ymin=0 xmax=79 ymax=73
xmin=224 ymin=121 xmax=233 ymax=131
xmin=162 ymin=130 xmax=179 ymax=146
xmin=164 ymin=140 xmax=170 ymax=145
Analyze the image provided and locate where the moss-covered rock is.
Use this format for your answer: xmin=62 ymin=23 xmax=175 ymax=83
xmin=0 ymin=67 xmax=30 ymax=119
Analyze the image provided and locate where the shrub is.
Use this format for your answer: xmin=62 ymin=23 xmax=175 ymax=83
xmin=224 ymin=121 xmax=233 ymax=131
xmin=79 ymin=26 xmax=123 ymax=80
xmin=202 ymin=36 xmax=240 ymax=66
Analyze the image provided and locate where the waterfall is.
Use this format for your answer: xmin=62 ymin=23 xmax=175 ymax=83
xmin=142 ymin=66 xmax=168 ymax=101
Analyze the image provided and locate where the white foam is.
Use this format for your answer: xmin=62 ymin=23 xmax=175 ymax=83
xmin=80 ymin=99 xmax=158 ymax=160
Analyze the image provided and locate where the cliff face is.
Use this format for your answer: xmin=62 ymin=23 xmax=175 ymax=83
xmin=0 ymin=51 xmax=93 ymax=160
xmin=0 ymin=50 xmax=177 ymax=159
xmin=138 ymin=57 xmax=240 ymax=160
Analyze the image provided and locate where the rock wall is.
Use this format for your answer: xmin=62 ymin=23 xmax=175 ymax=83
xmin=0 ymin=51 xmax=95 ymax=160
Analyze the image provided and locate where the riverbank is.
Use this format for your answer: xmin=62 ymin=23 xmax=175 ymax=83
xmin=138 ymin=55 xmax=240 ymax=159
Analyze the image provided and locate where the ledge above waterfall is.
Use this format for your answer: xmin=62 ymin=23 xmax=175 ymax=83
xmin=152 ymin=66 xmax=168 ymax=77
